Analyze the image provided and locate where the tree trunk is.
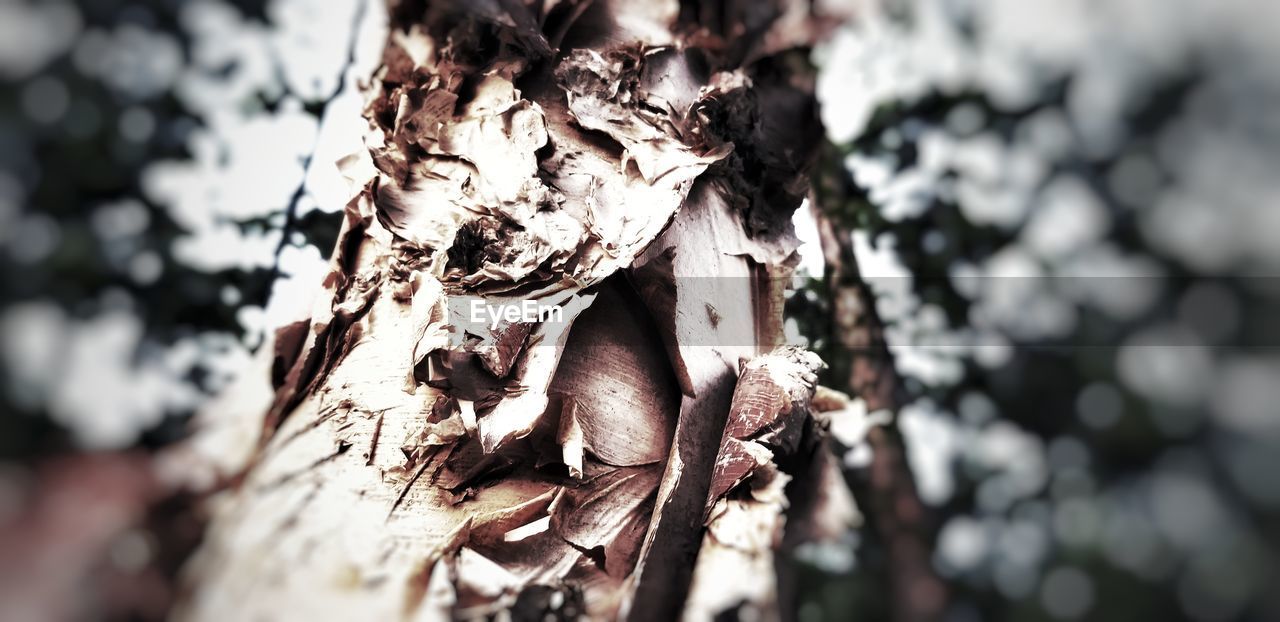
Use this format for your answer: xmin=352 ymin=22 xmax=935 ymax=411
xmin=172 ymin=1 xmax=869 ymax=620
xmin=811 ymin=152 xmax=948 ymax=620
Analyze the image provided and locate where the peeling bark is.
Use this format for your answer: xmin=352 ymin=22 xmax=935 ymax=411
xmin=173 ymin=1 xmax=873 ymax=620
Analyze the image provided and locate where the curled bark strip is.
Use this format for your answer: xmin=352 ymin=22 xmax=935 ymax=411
xmin=683 ymin=348 xmax=834 ymax=621
xmin=705 ymin=348 xmax=824 ymax=515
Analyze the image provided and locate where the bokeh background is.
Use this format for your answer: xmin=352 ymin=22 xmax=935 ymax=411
xmin=1 ymin=0 xmax=1278 ymax=620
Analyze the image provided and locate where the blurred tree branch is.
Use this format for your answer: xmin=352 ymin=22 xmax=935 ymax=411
xmin=811 ymin=141 xmax=948 ymax=622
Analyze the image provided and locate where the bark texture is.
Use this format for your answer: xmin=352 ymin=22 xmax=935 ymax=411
xmin=174 ymin=1 xmax=867 ymax=620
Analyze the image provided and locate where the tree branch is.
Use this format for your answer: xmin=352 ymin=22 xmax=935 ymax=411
xmin=811 ymin=144 xmax=948 ymax=622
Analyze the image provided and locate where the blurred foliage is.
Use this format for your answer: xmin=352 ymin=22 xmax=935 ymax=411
xmin=787 ymin=4 xmax=1280 ymax=619
xmin=0 ymin=0 xmax=348 ymax=457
